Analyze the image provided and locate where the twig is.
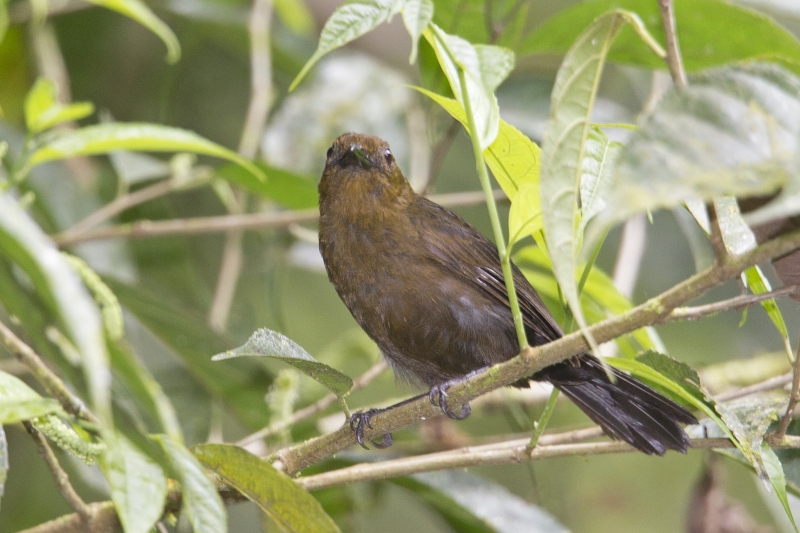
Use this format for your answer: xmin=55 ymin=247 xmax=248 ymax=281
xmin=238 ymin=360 xmax=388 ymax=447
xmin=715 ymin=373 xmax=792 ymax=402
xmin=24 ymin=421 xmax=92 ymax=521
xmin=706 ymin=202 xmax=728 ymax=265
xmin=668 ymin=285 xmax=799 ymax=322
xmin=17 ymin=501 xmax=119 ymax=533
xmin=0 ymin=319 xmax=98 ymax=424
xmin=58 ymin=179 xmax=176 ymax=241
xmin=52 ymin=190 xmax=507 ymax=246
xmin=658 ymin=0 xmax=687 ymax=89
xmin=295 ymin=436 xmax=800 ymax=492
xmin=272 ymin=227 xmax=800 ymax=474
xmin=775 ymin=338 xmax=800 ymax=439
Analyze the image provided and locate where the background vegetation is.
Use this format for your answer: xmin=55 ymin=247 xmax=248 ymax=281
xmin=2 ymin=0 xmax=800 ymax=532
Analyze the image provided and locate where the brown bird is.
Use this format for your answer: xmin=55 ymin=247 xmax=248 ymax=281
xmin=318 ymin=132 xmax=697 ymax=455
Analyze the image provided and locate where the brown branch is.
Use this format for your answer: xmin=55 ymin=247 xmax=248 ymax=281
xmin=669 ymin=285 xmax=799 ymax=321
xmin=52 ymin=190 xmax=507 ymax=247
xmin=24 ymin=422 xmax=91 ymax=521
xmin=706 ymin=201 xmax=728 ymax=265
xmin=658 ymin=0 xmax=687 ymax=89
xmin=238 ymin=360 xmax=388 ymax=448
xmin=0 ymin=319 xmax=98 ymax=424
xmin=715 ymin=373 xmax=792 ymax=402
xmin=775 ymin=339 xmax=800 ymax=439
xmin=17 ymin=501 xmax=119 ymax=533
xmin=272 ymin=227 xmax=800 ymax=474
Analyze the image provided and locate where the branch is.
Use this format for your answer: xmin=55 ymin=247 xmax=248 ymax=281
xmin=17 ymin=501 xmax=119 ymax=533
xmin=273 ymin=227 xmax=800 ymax=474
xmin=715 ymin=373 xmax=792 ymax=402
xmin=775 ymin=337 xmax=800 ymax=439
xmin=295 ymin=436 xmax=800 ymax=492
xmin=668 ymin=285 xmax=799 ymax=321
xmin=52 ymin=190 xmax=507 ymax=247
xmin=237 ymin=360 xmax=388 ymax=447
xmin=0 ymin=319 xmax=98 ymax=424
xmin=658 ymin=0 xmax=687 ymax=89
xmin=24 ymin=422 xmax=91 ymax=521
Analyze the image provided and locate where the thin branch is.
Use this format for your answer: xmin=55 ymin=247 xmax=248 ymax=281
xmin=0 ymin=319 xmax=98 ymax=424
xmin=775 ymin=338 xmax=800 ymax=439
xmin=238 ymin=360 xmax=388 ymax=447
xmin=17 ymin=501 xmax=119 ymax=533
xmin=715 ymin=373 xmax=792 ymax=402
xmin=58 ymin=179 xmax=176 ymax=241
xmin=669 ymin=285 xmax=799 ymax=321
xmin=658 ymin=0 xmax=687 ymax=89
xmin=295 ymin=436 xmax=800 ymax=492
xmin=24 ymin=421 xmax=92 ymax=521
xmin=272 ymin=227 xmax=800 ymax=474
xmin=706 ymin=202 xmax=728 ymax=265
xmin=52 ymin=190 xmax=507 ymax=247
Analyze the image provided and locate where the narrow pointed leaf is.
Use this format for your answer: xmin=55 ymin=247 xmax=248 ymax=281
xmin=290 ymin=0 xmax=402 ymax=91
xmin=742 ymin=266 xmax=793 ymax=362
xmin=194 ymin=443 xmax=341 ymax=533
xmin=402 ymin=0 xmax=433 ymax=63
xmin=26 ymin=123 xmax=264 ymax=181
xmin=763 ymin=444 xmax=799 ymax=530
xmin=0 ymin=193 xmax=111 ymax=425
xmin=541 ymin=10 xmax=646 ymax=354
xmin=213 ymin=328 xmax=353 ymax=397
xmin=24 ymin=78 xmax=94 ymax=134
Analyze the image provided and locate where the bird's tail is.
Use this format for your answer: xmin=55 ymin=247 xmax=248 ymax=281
xmin=534 ymin=355 xmax=698 ymax=455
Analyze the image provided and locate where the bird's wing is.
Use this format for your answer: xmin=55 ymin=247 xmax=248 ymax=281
xmin=411 ymin=196 xmax=564 ymax=344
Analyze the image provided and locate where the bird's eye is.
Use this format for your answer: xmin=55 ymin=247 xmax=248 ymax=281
xmin=326 ymin=147 xmax=334 ymax=159
xmin=384 ymin=149 xmax=393 ymax=165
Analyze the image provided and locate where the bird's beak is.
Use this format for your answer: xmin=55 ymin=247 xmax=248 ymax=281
xmin=339 ymin=145 xmax=373 ymax=169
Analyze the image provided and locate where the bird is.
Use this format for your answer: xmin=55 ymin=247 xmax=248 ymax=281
xmin=318 ymin=132 xmax=698 ymax=455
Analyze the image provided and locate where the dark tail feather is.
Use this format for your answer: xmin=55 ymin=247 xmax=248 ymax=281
xmin=534 ymin=355 xmax=698 ymax=455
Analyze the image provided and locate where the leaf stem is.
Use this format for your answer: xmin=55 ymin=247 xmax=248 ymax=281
xmin=457 ymin=68 xmax=528 ymax=350
xmin=526 ymin=387 xmax=559 ymax=450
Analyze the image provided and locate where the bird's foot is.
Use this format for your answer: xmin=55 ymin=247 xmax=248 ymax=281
xmin=349 ymin=409 xmax=393 ymax=450
xmin=428 ymin=381 xmax=471 ymax=420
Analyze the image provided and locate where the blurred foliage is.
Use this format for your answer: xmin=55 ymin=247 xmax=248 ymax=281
xmin=1 ymin=0 xmax=800 ymax=532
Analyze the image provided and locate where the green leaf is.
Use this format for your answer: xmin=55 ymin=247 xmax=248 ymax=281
xmin=395 ymin=470 xmax=568 ymax=533
xmin=742 ymin=265 xmax=793 ymax=362
xmin=24 ymin=78 xmax=94 ymax=134
xmin=763 ymin=444 xmax=799 ymax=530
xmin=508 ymin=183 xmax=542 ymax=247
xmin=105 ymin=278 xmax=272 ymax=430
xmin=83 ymin=0 xmax=180 ymax=63
xmin=0 ymin=192 xmax=111 ymax=425
xmin=402 ymin=0 xmax=433 ymax=63
xmin=193 ymin=443 xmax=341 ymax=533
xmin=607 ymin=63 xmax=800 ymax=225
xmin=412 ymin=88 xmax=541 ymax=198
xmin=579 ymin=127 xmax=621 ymax=235
xmin=541 ymin=10 xmax=651 ymax=360
xmin=158 ymin=437 xmax=226 ymax=533
xmin=520 ymin=0 xmax=800 ymax=74
xmin=213 ymin=328 xmax=353 ymax=397
xmin=101 ymin=432 xmax=168 ymax=533
xmin=423 ymin=24 xmax=513 ymax=150
xmin=217 ymin=162 xmax=319 ymax=209
xmin=290 ymin=0 xmax=403 ymax=91
xmin=24 ymin=123 xmax=264 ymax=182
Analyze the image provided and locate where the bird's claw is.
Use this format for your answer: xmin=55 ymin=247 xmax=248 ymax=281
xmin=349 ymin=409 xmax=394 ymax=450
xmin=429 ymin=384 xmax=471 ymax=420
